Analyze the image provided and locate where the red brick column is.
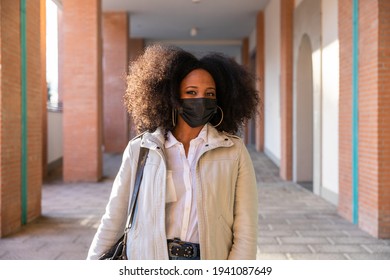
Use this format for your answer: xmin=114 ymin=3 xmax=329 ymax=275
xmin=338 ymin=0 xmax=354 ymax=223
xmin=128 ymin=38 xmax=144 ymax=139
xmin=0 ymin=0 xmax=42 ymax=236
xmin=339 ymin=0 xmax=390 ymax=238
xmin=377 ymin=0 xmax=390 ymax=238
xmin=26 ymin=0 xmax=43 ymax=222
xmin=241 ymin=37 xmax=250 ymax=144
xmin=41 ymin=0 xmax=47 ymax=179
xmin=255 ymin=11 xmax=265 ymax=152
xmin=280 ymin=0 xmax=294 ymax=180
xmin=0 ymin=0 xmax=22 ymax=237
xmin=62 ymin=0 xmax=103 ymax=182
xmin=102 ymin=12 xmax=129 ymax=153
xmin=358 ymin=0 xmax=390 ymax=238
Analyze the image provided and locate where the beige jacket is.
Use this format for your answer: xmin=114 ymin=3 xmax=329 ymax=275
xmin=87 ymin=125 xmax=258 ymax=260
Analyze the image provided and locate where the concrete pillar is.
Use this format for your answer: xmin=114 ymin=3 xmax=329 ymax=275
xmin=57 ymin=5 xmax=64 ymax=104
xmin=0 ymin=0 xmax=42 ymax=237
xmin=280 ymin=0 xmax=294 ymax=181
xmin=255 ymin=11 xmax=265 ymax=152
xmin=102 ymin=12 xmax=129 ymax=153
xmin=62 ymin=0 xmax=102 ymax=182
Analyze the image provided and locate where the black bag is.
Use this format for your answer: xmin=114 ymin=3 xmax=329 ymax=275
xmin=99 ymin=147 xmax=149 ymax=260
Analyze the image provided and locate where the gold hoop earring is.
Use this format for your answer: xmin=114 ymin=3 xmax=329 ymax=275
xmin=172 ymin=108 xmax=177 ymax=127
xmin=212 ymin=106 xmax=224 ymax=128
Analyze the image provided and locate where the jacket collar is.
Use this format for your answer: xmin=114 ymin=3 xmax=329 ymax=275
xmin=140 ymin=125 xmax=234 ymax=151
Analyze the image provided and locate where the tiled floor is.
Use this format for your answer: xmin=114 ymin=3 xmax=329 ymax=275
xmin=0 ymin=147 xmax=389 ymax=260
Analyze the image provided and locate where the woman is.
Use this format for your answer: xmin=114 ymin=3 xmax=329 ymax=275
xmin=87 ymin=45 xmax=259 ymax=260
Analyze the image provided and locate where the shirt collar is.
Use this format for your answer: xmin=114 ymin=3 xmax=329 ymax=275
xmin=164 ymin=124 xmax=209 ymax=149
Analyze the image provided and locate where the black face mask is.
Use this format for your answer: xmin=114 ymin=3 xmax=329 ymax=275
xmin=178 ymin=98 xmax=217 ymax=128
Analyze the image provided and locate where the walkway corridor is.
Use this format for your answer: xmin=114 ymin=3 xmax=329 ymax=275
xmin=0 ymin=148 xmax=389 ymax=260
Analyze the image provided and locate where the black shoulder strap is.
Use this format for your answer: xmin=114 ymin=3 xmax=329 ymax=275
xmin=125 ymin=146 xmax=149 ymax=231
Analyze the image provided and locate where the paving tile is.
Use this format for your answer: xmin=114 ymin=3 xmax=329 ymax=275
xmin=310 ymin=245 xmax=367 ymax=253
xmin=258 ymin=237 xmax=279 ymax=245
xmin=1 ymin=149 xmax=390 ymax=260
xmin=259 ymin=230 xmax=299 ymax=237
xmin=1 ymin=250 xmax=62 ymax=260
xmin=56 ymin=251 xmax=88 ymax=260
xmin=289 ymin=253 xmax=347 ymax=260
xmin=346 ymin=253 xmax=390 ymax=260
xmin=256 ymin=253 xmax=288 ymax=260
xmin=361 ymin=245 xmax=390 ymax=253
xmin=330 ymin=237 xmax=386 ymax=245
xmin=279 ymin=237 xmax=330 ymax=245
xmin=297 ymin=230 xmax=347 ymax=237
xmin=258 ymin=245 xmax=312 ymax=253
xmin=279 ymin=224 xmax=319 ymax=231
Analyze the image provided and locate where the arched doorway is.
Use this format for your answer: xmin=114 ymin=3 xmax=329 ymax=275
xmin=294 ymin=34 xmax=313 ymax=191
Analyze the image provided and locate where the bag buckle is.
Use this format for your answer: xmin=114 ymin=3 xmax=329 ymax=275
xmin=168 ymin=238 xmax=197 ymax=258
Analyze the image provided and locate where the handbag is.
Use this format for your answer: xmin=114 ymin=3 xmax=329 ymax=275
xmin=99 ymin=146 xmax=149 ymax=260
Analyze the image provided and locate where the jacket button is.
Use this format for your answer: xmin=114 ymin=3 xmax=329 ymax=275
xmin=224 ymin=138 xmax=228 ymax=141
xmin=205 ymin=144 xmax=209 ymax=147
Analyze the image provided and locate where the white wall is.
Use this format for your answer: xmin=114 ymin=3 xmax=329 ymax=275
xmin=321 ymin=0 xmax=339 ymax=199
xmin=249 ymin=27 xmax=257 ymax=54
xmin=47 ymin=111 xmax=63 ymax=164
xmin=295 ymin=0 xmax=304 ymax=8
xmin=264 ymin=0 xmax=281 ymax=165
xmin=293 ymin=0 xmax=322 ymax=192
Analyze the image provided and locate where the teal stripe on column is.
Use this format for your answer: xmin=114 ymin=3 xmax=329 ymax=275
xmin=352 ymin=0 xmax=359 ymax=225
xmin=20 ymin=0 xmax=28 ymax=225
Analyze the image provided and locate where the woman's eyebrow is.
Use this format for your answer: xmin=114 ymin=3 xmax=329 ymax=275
xmin=184 ymin=86 xmax=216 ymax=90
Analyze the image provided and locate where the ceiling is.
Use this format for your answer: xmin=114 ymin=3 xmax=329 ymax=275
xmin=102 ymin=0 xmax=270 ymax=58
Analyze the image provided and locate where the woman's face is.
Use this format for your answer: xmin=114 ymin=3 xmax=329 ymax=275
xmin=180 ymin=69 xmax=216 ymax=100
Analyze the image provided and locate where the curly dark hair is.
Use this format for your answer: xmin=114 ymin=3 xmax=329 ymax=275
xmin=124 ymin=44 xmax=259 ymax=135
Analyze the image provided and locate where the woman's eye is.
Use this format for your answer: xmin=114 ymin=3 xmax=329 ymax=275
xmin=206 ymin=92 xmax=216 ymax=97
xmin=186 ymin=91 xmax=196 ymax=95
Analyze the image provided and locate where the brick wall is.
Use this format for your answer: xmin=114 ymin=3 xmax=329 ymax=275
xmin=0 ymin=0 xmax=42 ymax=236
xmin=256 ymin=11 xmax=265 ymax=152
xmin=359 ymin=0 xmax=390 ymax=238
xmin=62 ymin=0 xmax=103 ymax=182
xmin=377 ymin=0 xmax=390 ymax=238
xmin=242 ymin=37 xmax=250 ymax=144
xmin=128 ymin=38 xmax=144 ymax=139
xmin=102 ymin=12 xmax=129 ymax=153
xmin=339 ymin=0 xmax=390 ymax=238
xmin=280 ymin=0 xmax=293 ymax=180
xmin=26 ymin=0 xmax=42 ymax=223
xmin=41 ymin=0 xmax=47 ymax=179
xmin=0 ymin=0 xmax=22 ymax=237
xmin=338 ymin=0 xmax=353 ymax=223
xmin=358 ymin=0 xmax=380 ymax=237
